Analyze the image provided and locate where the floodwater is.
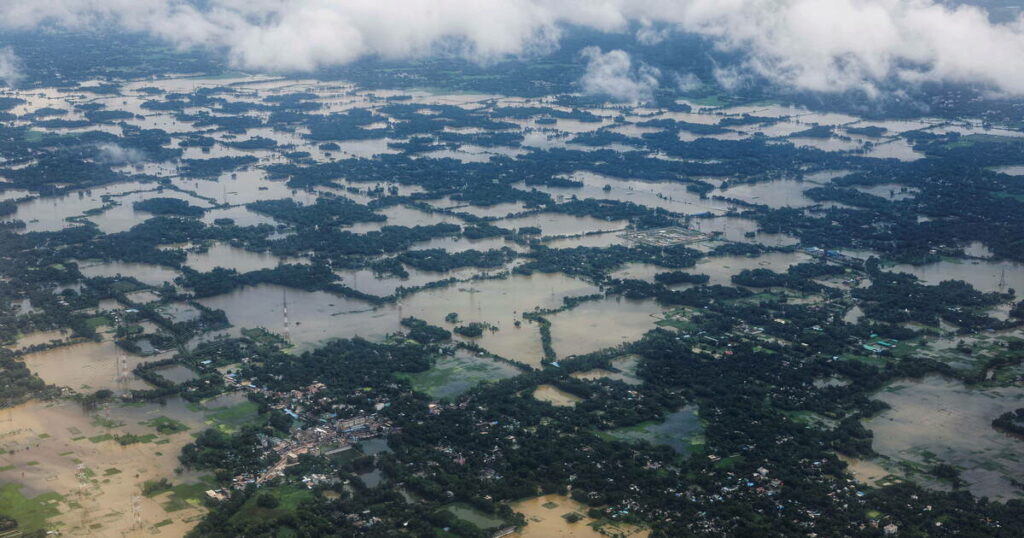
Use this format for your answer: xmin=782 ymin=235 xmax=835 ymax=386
xmin=500 ymin=213 xmax=626 ymax=237
xmin=5 ymin=329 xmax=69 ymax=351
xmin=201 ymin=205 xmax=281 ymax=227
xmin=691 ymin=216 xmax=799 ymax=247
xmin=76 ymin=260 xmax=181 ymax=287
xmin=178 ymin=169 xmax=317 ymax=206
xmin=196 ymin=283 xmax=385 ymax=352
xmin=862 ymin=138 xmax=924 ymax=161
xmin=407 ymin=234 xmax=527 ymax=254
xmin=853 ymin=183 xmax=918 ymax=201
xmin=184 ymin=243 xmax=286 ymax=273
xmin=843 ymin=305 xmax=865 ymax=324
xmin=837 ymin=454 xmax=898 ymax=487
xmin=10 ymin=183 xmax=144 ymax=233
xmin=717 ymin=179 xmax=817 ymax=209
xmin=571 ymin=355 xmax=642 ymax=385
xmin=9 ymin=71 xmax=1024 ymax=533
xmin=153 ymin=364 xmax=199 ymax=384
xmin=445 ymin=503 xmax=507 ymax=530
xmin=609 ymin=263 xmax=665 ymax=283
xmin=20 ymin=338 xmax=155 ymax=392
xmin=401 ymin=349 xmax=521 ymax=400
xmin=548 ymin=296 xmax=664 ymax=358
xmin=199 ymin=272 xmax=601 ymax=362
xmin=86 ymin=189 xmax=213 ymax=234
xmin=397 ymin=273 xmax=600 ymax=366
xmin=344 ymin=204 xmax=458 ymax=234
xmin=523 ymin=172 xmax=731 ymax=215
xmin=696 ymin=252 xmax=809 ymax=287
xmin=510 ymin=494 xmax=648 ymax=538
xmin=540 ymin=231 xmax=629 ymax=249
xmin=864 ymin=375 xmax=1024 ymax=500
xmin=603 ymin=405 xmax=703 ymax=455
xmin=885 ymin=258 xmax=1024 ymax=294
xmin=157 ymin=302 xmax=202 ymax=323
xmin=0 ymin=397 xmax=216 ymax=536
xmin=333 ymin=265 xmax=492 ymax=297
xmin=532 ymin=385 xmax=582 ymax=407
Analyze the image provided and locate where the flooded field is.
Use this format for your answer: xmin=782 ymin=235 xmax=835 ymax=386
xmin=196 ymin=283 xmax=385 ymax=352
xmin=717 ymin=179 xmax=819 ymax=209
xmin=601 ymin=405 xmax=704 ymax=455
xmin=398 ymin=350 xmax=522 ymax=400
xmin=399 ymin=273 xmax=601 ymax=366
xmin=524 ymin=172 xmax=731 ymax=215
xmin=153 ymin=364 xmax=199 ymax=384
xmin=837 ymin=454 xmax=903 ymax=488
xmin=691 ymin=216 xmax=799 ymax=247
xmin=885 ymin=258 xmax=1024 ymax=294
xmin=5 ymin=329 xmax=69 ymax=351
xmin=571 ymin=355 xmax=642 ymax=385
xmin=501 ymin=213 xmax=626 ymax=237
xmin=510 ymin=494 xmax=648 ymax=538
xmin=696 ymin=251 xmax=809 ymax=287
xmin=20 ymin=339 xmax=155 ymax=392
xmin=444 ymin=503 xmax=508 ymax=531
xmin=5 ymin=68 xmax=1024 ymax=536
xmin=76 ymin=260 xmax=181 ymax=287
xmin=864 ymin=376 xmax=1024 ymax=500
xmin=532 ymin=385 xmax=583 ymax=407
xmin=184 ymin=243 xmax=287 ymax=273
xmin=548 ymin=297 xmax=665 ymax=358
xmin=0 ymin=398 xmax=221 ymax=536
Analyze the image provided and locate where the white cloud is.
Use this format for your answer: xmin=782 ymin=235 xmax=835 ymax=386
xmin=673 ymin=72 xmax=703 ymax=92
xmin=579 ymin=47 xmax=660 ymax=102
xmin=0 ymin=47 xmax=23 ymax=86
xmin=97 ymin=143 xmax=145 ymax=164
xmin=635 ymin=22 xmax=671 ymax=46
xmin=712 ymin=64 xmax=751 ymax=92
xmin=3 ymin=1 xmax=1024 ymax=95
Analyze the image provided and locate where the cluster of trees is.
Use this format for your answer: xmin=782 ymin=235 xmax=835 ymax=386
xmin=855 ymin=260 xmax=1012 ymax=330
xmin=732 ymin=262 xmax=845 ymax=293
xmin=247 ymin=197 xmax=385 ymax=228
xmin=992 ymin=408 xmax=1024 ymax=436
xmin=397 ymin=248 xmax=516 ymax=272
xmin=0 ymin=352 xmax=57 ymax=407
xmin=133 ymin=197 xmax=206 ymax=217
xmin=400 ymin=317 xmax=451 ymax=344
xmin=654 ymin=271 xmax=710 ymax=286
xmin=516 ymin=244 xmax=701 ymax=280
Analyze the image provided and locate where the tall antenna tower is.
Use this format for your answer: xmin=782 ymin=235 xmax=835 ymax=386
xmin=116 ymin=353 xmax=130 ymax=385
xmin=282 ymin=290 xmax=290 ymax=342
xmin=999 ymin=267 xmax=1007 ymax=290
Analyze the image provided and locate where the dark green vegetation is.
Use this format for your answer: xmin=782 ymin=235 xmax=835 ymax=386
xmin=1 ymin=29 xmax=1024 ymax=538
xmin=992 ymin=408 xmax=1024 ymax=436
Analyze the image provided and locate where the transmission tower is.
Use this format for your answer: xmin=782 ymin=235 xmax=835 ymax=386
xmin=282 ymin=290 xmax=291 ymax=342
xmin=116 ymin=352 xmax=131 ymax=394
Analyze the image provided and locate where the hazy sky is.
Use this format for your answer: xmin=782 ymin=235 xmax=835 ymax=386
xmin=2 ymin=0 xmax=1024 ymax=97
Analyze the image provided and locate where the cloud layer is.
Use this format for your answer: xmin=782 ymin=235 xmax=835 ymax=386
xmin=579 ymin=47 xmax=660 ymax=102
xmin=2 ymin=0 xmax=1024 ymax=95
xmin=0 ymin=46 xmax=23 ymax=86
